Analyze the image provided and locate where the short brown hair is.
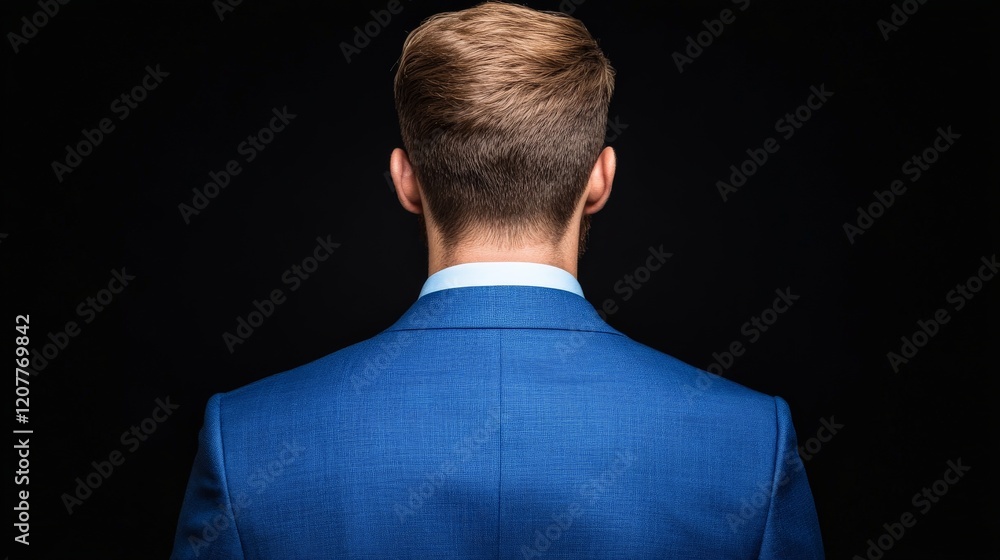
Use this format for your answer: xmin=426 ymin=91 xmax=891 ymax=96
xmin=394 ymin=1 xmax=615 ymax=249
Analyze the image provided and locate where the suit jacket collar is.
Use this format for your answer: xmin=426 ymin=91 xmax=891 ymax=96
xmin=385 ymin=285 xmax=624 ymax=335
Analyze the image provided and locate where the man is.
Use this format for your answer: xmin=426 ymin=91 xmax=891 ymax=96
xmin=171 ymin=2 xmax=824 ymax=558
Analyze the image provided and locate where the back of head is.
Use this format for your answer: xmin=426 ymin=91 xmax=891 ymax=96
xmin=394 ymin=1 xmax=615 ymax=250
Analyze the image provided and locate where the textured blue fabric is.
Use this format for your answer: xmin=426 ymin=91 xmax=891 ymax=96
xmin=170 ymin=286 xmax=824 ymax=559
xmin=418 ymin=262 xmax=585 ymax=299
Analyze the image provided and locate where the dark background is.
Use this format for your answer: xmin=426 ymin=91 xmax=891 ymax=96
xmin=3 ymin=0 xmax=996 ymax=557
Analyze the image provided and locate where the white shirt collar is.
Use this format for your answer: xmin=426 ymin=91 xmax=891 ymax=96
xmin=418 ymin=262 xmax=585 ymax=299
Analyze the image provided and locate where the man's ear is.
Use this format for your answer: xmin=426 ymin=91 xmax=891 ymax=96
xmin=583 ymin=146 xmax=615 ymax=215
xmin=390 ymin=148 xmax=423 ymax=215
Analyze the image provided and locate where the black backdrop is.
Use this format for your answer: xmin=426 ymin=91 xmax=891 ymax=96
xmin=4 ymin=0 xmax=997 ymax=557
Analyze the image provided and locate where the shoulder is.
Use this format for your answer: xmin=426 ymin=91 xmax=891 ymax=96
xmin=597 ymin=332 xmax=778 ymax=408
xmin=212 ymin=333 xmax=391 ymax=417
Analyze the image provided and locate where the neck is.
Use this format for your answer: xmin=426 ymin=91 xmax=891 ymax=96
xmin=429 ymin=244 xmax=578 ymax=278
xmin=425 ymin=223 xmax=583 ymax=278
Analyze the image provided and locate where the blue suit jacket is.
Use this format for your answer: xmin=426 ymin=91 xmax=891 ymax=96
xmin=171 ymin=286 xmax=823 ymax=558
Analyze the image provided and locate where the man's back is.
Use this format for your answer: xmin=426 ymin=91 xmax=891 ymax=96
xmin=171 ymin=285 xmax=823 ymax=559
